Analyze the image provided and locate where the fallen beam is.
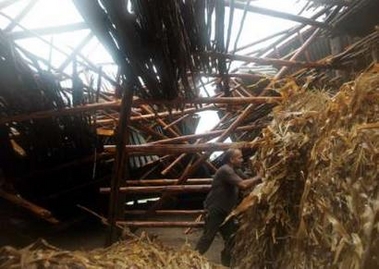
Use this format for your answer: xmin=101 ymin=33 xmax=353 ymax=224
xmin=133 ymin=96 xmax=282 ymax=106
xmin=125 ymin=210 xmax=205 ymax=215
xmin=116 ymin=221 xmax=204 ymax=228
xmin=0 ymin=189 xmax=59 ymax=224
xmin=100 ymin=184 xmax=211 ymax=194
xmin=0 ymin=96 xmax=281 ymax=124
xmin=104 ymin=142 xmax=253 ymax=155
xmin=205 ymin=52 xmax=330 ymax=68
xmin=225 ymin=0 xmax=331 ymax=29
xmin=8 ymin=22 xmax=89 ymax=39
xmin=125 ymin=178 xmax=213 ymax=186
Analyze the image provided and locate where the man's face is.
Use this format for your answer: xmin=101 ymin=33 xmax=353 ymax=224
xmin=230 ymin=150 xmax=243 ymax=168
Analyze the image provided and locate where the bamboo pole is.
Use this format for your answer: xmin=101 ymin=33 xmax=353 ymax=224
xmin=104 ymin=142 xmax=253 ymax=155
xmin=100 ymin=185 xmax=211 ymax=194
xmin=125 ymin=210 xmax=205 ymax=215
xmin=116 ymin=221 xmax=204 ymax=228
xmin=125 ymin=178 xmax=213 ymax=186
xmin=0 ymin=189 xmax=59 ymax=224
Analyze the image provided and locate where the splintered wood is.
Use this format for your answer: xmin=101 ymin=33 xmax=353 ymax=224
xmin=231 ymin=65 xmax=379 ymax=269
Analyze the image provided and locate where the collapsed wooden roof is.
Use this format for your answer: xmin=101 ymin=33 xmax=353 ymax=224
xmin=0 ymin=0 xmax=378 ymax=238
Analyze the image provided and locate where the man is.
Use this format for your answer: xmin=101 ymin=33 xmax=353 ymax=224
xmin=195 ymin=149 xmax=262 ymax=266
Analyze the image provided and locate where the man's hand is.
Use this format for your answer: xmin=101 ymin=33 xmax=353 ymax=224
xmin=237 ymin=174 xmax=262 ymax=190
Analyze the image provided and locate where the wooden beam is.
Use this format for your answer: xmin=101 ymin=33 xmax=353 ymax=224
xmin=0 ymin=189 xmax=58 ymax=224
xmin=225 ymin=0 xmax=331 ymax=29
xmin=0 ymin=0 xmax=23 ymax=10
xmin=0 ymin=101 xmax=120 ymax=125
xmin=205 ymin=52 xmax=330 ymax=68
xmin=0 ymin=96 xmax=279 ymax=125
xmin=101 ymin=185 xmax=211 ymax=194
xmin=104 ymin=142 xmax=253 ymax=155
xmin=150 ymin=124 xmax=261 ymax=145
xmin=4 ymin=0 xmax=38 ymax=32
xmin=125 ymin=178 xmax=213 ymax=186
xmin=9 ymin=22 xmax=88 ymax=39
xmin=125 ymin=210 xmax=205 ymax=215
xmin=58 ymin=32 xmax=93 ymax=72
xmin=116 ymin=221 xmax=204 ymax=228
xmin=133 ymin=96 xmax=282 ymax=106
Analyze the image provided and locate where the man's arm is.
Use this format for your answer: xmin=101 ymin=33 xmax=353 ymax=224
xmin=237 ymin=175 xmax=262 ymax=190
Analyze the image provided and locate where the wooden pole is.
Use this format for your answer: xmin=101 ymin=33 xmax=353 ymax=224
xmin=224 ymin=0 xmax=331 ymax=29
xmin=100 ymin=185 xmax=211 ymax=194
xmin=125 ymin=178 xmax=213 ymax=186
xmin=9 ymin=22 xmax=88 ymax=39
xmin=125 ymin=210 xmax=205 ymax=215
xmin=133 ymin=96 xmax=282 ymax=106
xmin=204 ymin=52 xmax=330 ymax=69
xmin=116 ymin=221 xmax=204 ymax=228
xmin=0 ymin=189 xmax=59 ymax=224
xmin=107 ymin=85 xmax=134 ymax=244
xmin=104 ymin=142 xmax=253 ymax=155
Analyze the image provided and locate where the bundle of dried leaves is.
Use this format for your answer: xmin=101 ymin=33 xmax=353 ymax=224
xmin=231 ymin=65 xmax=379 ymax=268
xmin=0 ymin=235 xmax=222 ymax=269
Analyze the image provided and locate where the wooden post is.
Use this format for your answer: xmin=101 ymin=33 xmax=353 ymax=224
xmin=107 ymin=85 xmax=134 ymax=244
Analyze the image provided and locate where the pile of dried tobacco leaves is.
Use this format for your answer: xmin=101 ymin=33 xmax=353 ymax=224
xmin=0 ymin=235 xmax=221 ymax=268
xmin=232 ymin=65 xmax=379 ymax=268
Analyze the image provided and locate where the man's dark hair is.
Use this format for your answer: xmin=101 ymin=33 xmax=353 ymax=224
xmin=222 ymin=149 xmax=240 ymax=164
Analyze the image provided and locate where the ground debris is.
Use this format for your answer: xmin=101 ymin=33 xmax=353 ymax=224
xmin=0 ymin=235 xmax=222 ymax=269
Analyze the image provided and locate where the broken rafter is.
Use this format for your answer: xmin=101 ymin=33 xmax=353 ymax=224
xmin=205 ymin=52 xmax=331 ymax=68
xmin=100 ymin=184 xmax=211 ymax=194
xmin=4 ymin=0 xmax=38 ymax=32
xmin=225 ymin=0 xmax=331 ymax=29
xmin=125 ymin=178 xmax=213 ymax=186
xmin=8 ymin=22 xmax=88 ymax=39
xmin=104 ymin=142 xmax=254 ymax=155
xmin=116 ymin=221 xmax=204 ymax=228
xmin=0 ymin=189 xmax=59 ymax=224
xmin=125 ymin=210 xmax=205 ymax=215
xmin=0 ymin=97 xmax=280 ymax=124
xmin=150 ymin=124 xmax=261 ymax=144
xmin=133 ymin=96 xmax=282 ymax=106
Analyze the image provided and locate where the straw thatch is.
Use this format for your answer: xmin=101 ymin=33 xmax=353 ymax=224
xmin=231 ymin=65 xmax=379 ymax=268
xmin=0 ymin=236 xmax=222 ymax=269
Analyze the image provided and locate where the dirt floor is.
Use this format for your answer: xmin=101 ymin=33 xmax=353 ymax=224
xmin=0 ymin=200 xmax=226 ymax=266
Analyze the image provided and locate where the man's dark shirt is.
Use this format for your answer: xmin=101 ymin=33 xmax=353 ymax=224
xmin=204 ymin=164 xmax=247 ymax=214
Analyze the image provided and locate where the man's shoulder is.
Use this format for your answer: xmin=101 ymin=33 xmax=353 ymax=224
xmin=217 ymin=164 xmax=233 ymax=173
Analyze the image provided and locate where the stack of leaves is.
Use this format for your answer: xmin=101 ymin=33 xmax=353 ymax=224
xmin=231 ymin=65 xmax=379 ymax=268
xmin=0 ymin=236 xmax=222 ymax=269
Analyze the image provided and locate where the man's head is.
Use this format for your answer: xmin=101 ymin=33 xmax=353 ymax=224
xmin=223 ymin=149 xmax=243 ymax=168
